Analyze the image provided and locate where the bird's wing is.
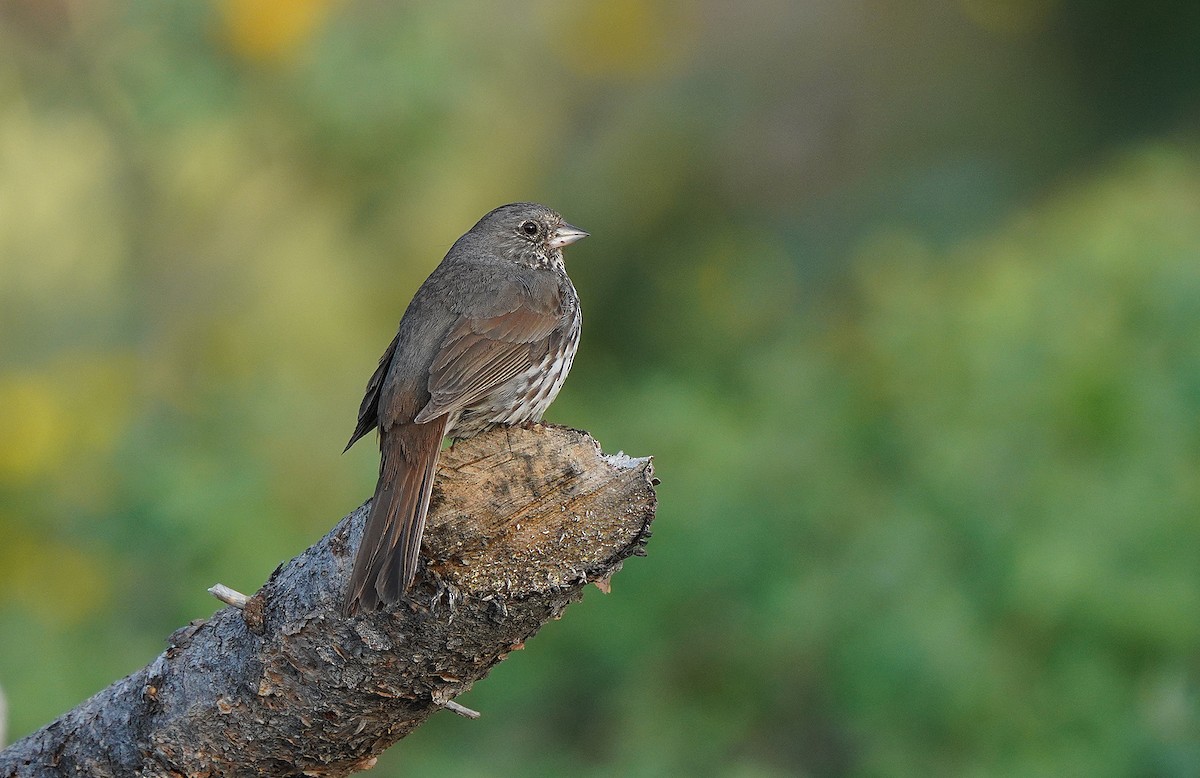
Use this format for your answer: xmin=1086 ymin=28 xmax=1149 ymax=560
xmin=413 ymin=289 xmax=562 ymax=423
xmin=344 ymin=329 xmax=401 ymax=451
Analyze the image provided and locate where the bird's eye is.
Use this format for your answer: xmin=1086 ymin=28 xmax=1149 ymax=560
xmin=520 ymin=220 xmax=540 ymax=236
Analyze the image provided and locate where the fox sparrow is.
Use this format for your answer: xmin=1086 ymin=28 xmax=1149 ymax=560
xmin=343 ymin=202 xmax=587 ymax=614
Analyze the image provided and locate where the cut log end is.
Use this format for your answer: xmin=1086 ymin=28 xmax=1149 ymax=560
xmin=424 ymin=424 xmax=655 ymax=597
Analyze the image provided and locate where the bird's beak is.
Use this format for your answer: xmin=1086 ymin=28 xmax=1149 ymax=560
xmin=549 ymin=223 xmax=589 ymax=249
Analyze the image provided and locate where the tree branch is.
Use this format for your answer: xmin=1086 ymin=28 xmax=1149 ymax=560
xmin=0 ymin=425 xmax=656 ymax=777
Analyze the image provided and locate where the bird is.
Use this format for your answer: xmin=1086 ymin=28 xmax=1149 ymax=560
xmin=342 ymin=202 xmax=588 ymax=615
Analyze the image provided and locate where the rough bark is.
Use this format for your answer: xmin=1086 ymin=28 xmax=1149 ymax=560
xmin=0 ymin=425 xmax=656 ymax=777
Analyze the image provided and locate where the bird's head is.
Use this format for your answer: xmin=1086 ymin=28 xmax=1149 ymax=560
xmin=471 ymin=202 xmax=588 ymax=271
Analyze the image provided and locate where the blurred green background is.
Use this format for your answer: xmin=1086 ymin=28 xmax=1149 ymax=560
xmin=2 ymin=0 xmax=1199 ymax=774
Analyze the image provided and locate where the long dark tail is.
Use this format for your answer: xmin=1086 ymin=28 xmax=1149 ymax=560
xmin=343 ymin=416 xmax=448 ymax=615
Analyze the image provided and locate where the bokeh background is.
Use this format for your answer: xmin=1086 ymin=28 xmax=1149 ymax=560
xmin=2 ymin=0 xmax=1199 ymax=774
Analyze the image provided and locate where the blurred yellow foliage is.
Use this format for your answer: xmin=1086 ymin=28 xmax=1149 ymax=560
xmin=551 ymin=0 xmax=694 ymax=77
xmin=0 ymin=109 xmax=123 ymax=299
xmin=0 ymin=376 xmax=64 ymax=484
xmin=219 ymin=0 xmax=334 ymax=63
xmin=0 ymin=527 xmax=112 ymax=627
xmin=957 ymin=0 xmax=1057 ymax=36
xmin=0 ymin=358 xmax=132 ymax=486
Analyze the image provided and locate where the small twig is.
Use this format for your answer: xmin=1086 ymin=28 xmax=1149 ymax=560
xmin=443 ymin=700 xmax=481 ymax=719
xmin=208 ymin=583 xmax=249 ymax=610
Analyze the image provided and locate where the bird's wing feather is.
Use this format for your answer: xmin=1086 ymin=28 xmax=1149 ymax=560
xmin=414 ymin=290 xmax=561 ymax=423
xmin=344 ymin=329 xmax=401 ymax=451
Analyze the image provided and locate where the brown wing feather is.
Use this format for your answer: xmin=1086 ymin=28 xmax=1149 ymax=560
xmin=344 ymin=330 xmax=401 ymax=452
xmin=413 ymin=297 xmax=562 ymax=424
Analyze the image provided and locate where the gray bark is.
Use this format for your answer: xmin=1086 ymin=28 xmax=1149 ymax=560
xmin=0 ymin=425 xmax=656 ymax=777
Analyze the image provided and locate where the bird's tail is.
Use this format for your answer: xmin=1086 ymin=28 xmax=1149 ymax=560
xmin=343 ymin=417 xmax=448 ymax=615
